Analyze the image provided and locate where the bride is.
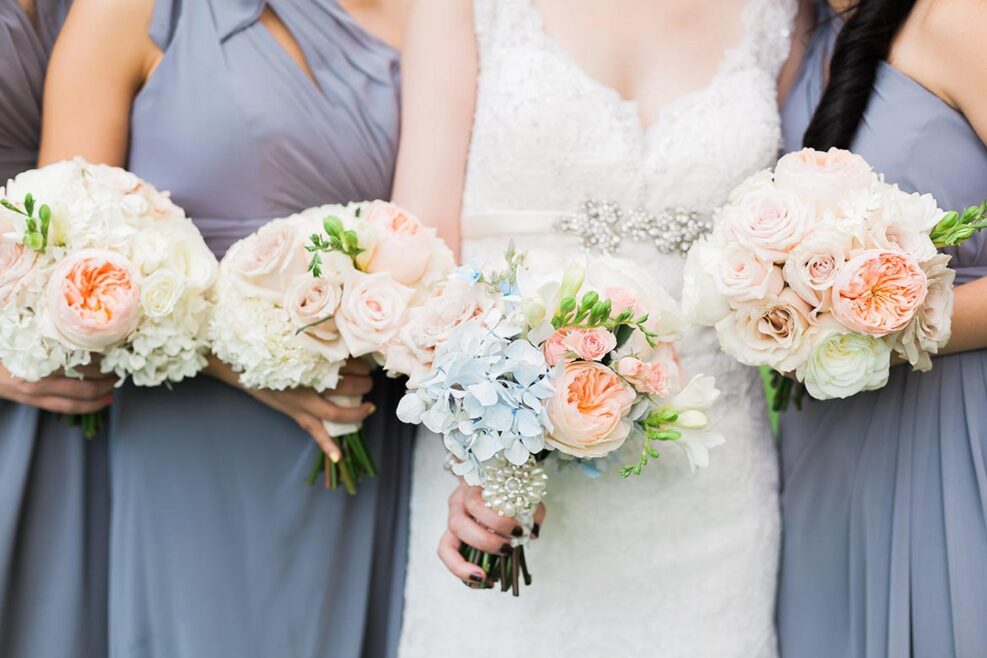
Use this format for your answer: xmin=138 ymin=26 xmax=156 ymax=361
xmin=392 ymin=0 xmax=807 ymax=654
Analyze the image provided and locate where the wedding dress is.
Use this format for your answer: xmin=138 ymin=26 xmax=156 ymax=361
xmin=399 ymin=0 xmax=795 ymax=655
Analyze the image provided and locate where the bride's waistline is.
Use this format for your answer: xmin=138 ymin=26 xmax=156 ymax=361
xmin=461 ymin=212 xmax=566 ymax=240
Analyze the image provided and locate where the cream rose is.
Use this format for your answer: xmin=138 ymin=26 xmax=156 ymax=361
xmin=232 ymin=219 xmax=308 ymax=302
xmin=546 ymin=361 xmax=637 ymax=458
xmin=782 ymin=226 xmax=851 ymax=311
xmin=45 ymin=249 xmax=142 ymax=350
xmin=797 ymin=328 xmax=892 ymax=400
xmin=140 ymin=268 xmax=185 ymax=319
xmin=831 ymin=249 xmax=928 ymax=336
xmin=335 ymin=272 xmax=414 ymax=357
xmin=722 ymin=185 xmax=814 ymax=263
xmin=892 ymin=254 xmax=955 ymax=371
xmin=715 ymin=289 xmax=815 ymax=372
xmin=774 ymin=147 xmax=877 ymax=214
xmin=284 ymin=274 xmax=344 ymax=342
xmin=716 ymin=245 xmax=784 ymax=303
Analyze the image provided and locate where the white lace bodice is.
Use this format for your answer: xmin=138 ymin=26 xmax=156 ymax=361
xmin=463 ymin=0 xmax=794 ymax=220
xmin=399 ymin=2 xmax=793 ymax=656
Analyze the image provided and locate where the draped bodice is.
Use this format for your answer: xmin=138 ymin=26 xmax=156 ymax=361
xmin=129 ymin=0 xmax=401 ymax=257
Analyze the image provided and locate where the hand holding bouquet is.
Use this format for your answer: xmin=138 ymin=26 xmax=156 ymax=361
xmin=0 ymin=158 xmax=217 ymax=436
xmin=210 ymin=201 xmax=453 ymax=493
xmin=398 ymin=248 xmax=724 ymax=595
xmin=683 ymin=147 xmax=987 ymax=405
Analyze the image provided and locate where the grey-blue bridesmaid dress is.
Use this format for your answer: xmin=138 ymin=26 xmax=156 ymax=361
xmin=778 ymin=5 xmax=987 ymax=657
xmin=110 ymin=1 xmax=411 ymax=656
xmin=0 ymin=2 xmax=110 ymax=657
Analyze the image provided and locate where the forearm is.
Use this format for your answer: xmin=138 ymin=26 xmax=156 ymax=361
xmin=941 ymin=276 xmax=987 ymax=356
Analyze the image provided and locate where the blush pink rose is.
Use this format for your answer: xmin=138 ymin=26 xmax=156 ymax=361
xmin=723 ymin=186 xmax=814 ymax=263
xmin=782 ymin=227 xmax=850 ymax=311
xmin=284 ymin=275 xmax=343 ymax=343
xmin=831 ymin=249 xmax=928 ymax=336
xmin=542 ymin=328 xmax=573 ymax=367
xmin=615 ymin=356 xmax=672 ymax=398
xmin=716 ymin=245 xmax=785 ymax=302
xmin=233 ymin=220 xmax=308 ymax=302
xmin=546 ymin=361 xmax=637 ymax=458
xmin=45 ymin=249 xmax=141 ymax=350
xmin=563 ymin=327 xmax=617 ymax=362
xmin=362 ymin=201 xmax=433 ymax=287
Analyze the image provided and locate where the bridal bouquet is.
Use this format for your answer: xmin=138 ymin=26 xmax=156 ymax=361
xmin=0 ymin=158 xmax=218 ymax=436
xmin=210 ymin=201 xmax=453 ymax=494
xmin=683 ymin=147 xmax=987 ymax=404
xmin=397 ymin=248 xmax=724 ymax=595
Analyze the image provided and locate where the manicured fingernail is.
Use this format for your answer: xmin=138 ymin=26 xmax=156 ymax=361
xmin=511 ymin=526 xmax=524 ymax=537
xmin=330 ymin=452 xmax=341 ymax=463
xmin=532 ymin=523 xmax=540 ymax=538
xmin=468 ymin=573 xmax=484 ymax=583
xmin=367 ymin=404 xmax=377 ymax=414
xmin=500 ymin=543 xmax=512 ymax=555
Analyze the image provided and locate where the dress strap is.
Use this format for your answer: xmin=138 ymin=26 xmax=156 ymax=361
xmin=735 ymin=0 xmax=798 ymax=77
xmin=147 ymin=0 xmax=184 ymax=51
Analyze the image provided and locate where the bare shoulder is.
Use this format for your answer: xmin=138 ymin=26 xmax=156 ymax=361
xmin=914 ymin=0 xmax=987 ymax=135
xmin=53 ymin=0 xmax=159 ymax=84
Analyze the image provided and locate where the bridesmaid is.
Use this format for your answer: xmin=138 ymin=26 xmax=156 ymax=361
xmin=0 ymin=2 xmax=111 ymax=657
xmin=41 ymin=0 xmax=413 ymax=655
xmin=778 ymin=1 xmax=987 ymax=656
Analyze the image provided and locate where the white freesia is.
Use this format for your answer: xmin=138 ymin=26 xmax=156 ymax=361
xmin=661 ymin=375 xmax=726 ymax=472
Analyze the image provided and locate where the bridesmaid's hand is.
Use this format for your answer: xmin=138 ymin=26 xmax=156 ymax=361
xmin=205 ymin=356 xmax=376 ymax=461
xmin=438 ymin=481 xmax=547 ymax=586
xmin=0 ymin=363 xmax=116 ymax=414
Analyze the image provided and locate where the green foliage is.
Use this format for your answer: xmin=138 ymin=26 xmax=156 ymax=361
xmin=930 ymin=202 xmax=987 ymax=248
xmin=1 ymin=193 xmax=52 ymax=254
xmin=306 ymin=214 xmax=365 ymax=277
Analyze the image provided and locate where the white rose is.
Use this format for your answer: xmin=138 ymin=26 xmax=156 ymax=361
xmin=140 ymin=268 xmax=185 ymax=318
xmin=170 ymin=229 xmax=219 ymax=291
xmin=722 ymin=184 xmax=815 ymax=263
xmin=727 ymin=169 xmax=775 ymax=204
xmin=335 ymin=272 xmax=414 ymax=357
xmin=797 ymin=325 xmax=891 ymax=400
xmin=715 ymin=289 xmax=815 ymax=372
xmin=230 ymin=219 xmax=309 ymax=302
xmin=891 ymin=253 xmax=955 ymax=371
xmin=682 ymin=238 xmax=732 ymax=327
xmin=715 ymin=245 xmax=784 ymax=303
xmin=782 ymin=224 xmax=851 ymax=311
xmin=774 ymin=147 xmax=878 ymax=214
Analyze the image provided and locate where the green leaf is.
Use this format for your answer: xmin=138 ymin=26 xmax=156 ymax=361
xmin=613 ymin=323 xmax=634 ymax=350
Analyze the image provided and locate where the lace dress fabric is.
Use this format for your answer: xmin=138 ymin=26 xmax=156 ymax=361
xmin=399 ymin=0 xmax=794 ymax=656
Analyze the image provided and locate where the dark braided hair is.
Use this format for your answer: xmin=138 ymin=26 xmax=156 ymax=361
xmin=802 ymin=0 xmax=918 ymax=150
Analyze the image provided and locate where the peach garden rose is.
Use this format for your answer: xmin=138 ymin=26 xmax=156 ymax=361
xmin=547 ymin=360 xmax=637 ymax=459
xmin=831 ymin=249 xmax=928 ymax=337
xmin=44 ymin=249 xmax=142 ymax=351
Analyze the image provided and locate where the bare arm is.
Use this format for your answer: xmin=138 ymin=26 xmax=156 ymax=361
xmin=39 ymin=0 xmax=159 ymax=166
xmin=390 ymin=0 xmax=478 ymax=256
xmin=912 ymin=0 xmax=987 ymax=357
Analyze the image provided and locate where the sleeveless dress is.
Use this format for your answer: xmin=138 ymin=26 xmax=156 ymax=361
xmin=398 ymin=1 xmax=795 ymax=655
xmin=0 ymin=3 xmax=110 ymax=658
xmin=777 ymin=7 xmax=987 ymax=658
xmin=110 ymin=2 xmax=411 ymax=656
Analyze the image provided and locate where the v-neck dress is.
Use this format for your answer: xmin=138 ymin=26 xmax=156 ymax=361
xmin=0 ymin=3 xmax=110 ymax=658
xmin=111 ymin=2 xmax=411 ymax=656
xmin=777 ymin=5 xmax=987 ymax=657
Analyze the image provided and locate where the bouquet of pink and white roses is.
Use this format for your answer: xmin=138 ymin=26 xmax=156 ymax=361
xmin=397 ymin=248 xmax=724 ymax=595
xmin=209 ymin=201 xmax=454 ymax=494
xmin=0 ymin=159 xmax=218 ymax=437
xmin=682 ymin=147 xmax=987 ymax=404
